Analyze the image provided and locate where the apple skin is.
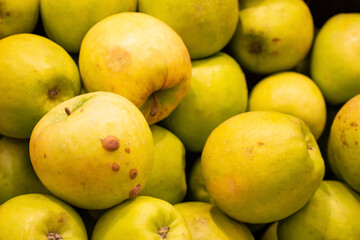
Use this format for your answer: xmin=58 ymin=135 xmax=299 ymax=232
xmin=249 ymin=72 xmax=326 ymax=140
xmin=91 ymin=196 xmax=192 ymax=240
xmin=311 ymin=13 xmax=360 ymax=105
xmin=175 ymin=202 xmax=254 ymax=240
xmin=261 ymin=222 xmax=278 ymax=240
xmin=0 ymin=0 xmax=39 ymax=39
xmin=40 ymin=0 xmax=137 ymax=53
xmin=188 ymin=157 xmax=214 ymax=204
xmin=0 ymin=193 xmax=87 ymax=240
xmin=161 ymin=52 xmax=247 ymax=152
xmin=79 ymin=12 xmax=192 ymax=125
xmin=278 ymin=181 xmax=360 ymax=239
xmin=29 ymin=92 xmax=154 ymax=210
xmin=201 ymin=111 xmax=325 ymax=223
xmin=0 ymin=33 xmax=81 ymax=139
xmin=138 ymin=0 xmax=239 ymax=60
xmin=140 ymin=125 xmax=187 ymax=204
xmin=0 ymin=137 xmax=50 ymax=204
xmin=327 ymin=94 xmax=360 ymax=192
xmin=228 ymin=0 xmax=314 ymax=74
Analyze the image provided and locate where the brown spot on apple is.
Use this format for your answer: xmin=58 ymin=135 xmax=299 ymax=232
xmin=106 ymin=47 xmax=131 ymax=72
xmin=44 ymin=154 xmax=46 ymax=158
xmin=351 ymin=122 xmax=358 ymax=127
xmin=129 ymin=184 xmax=141 ymax=198
xmin=257 ymin=142 xmax=264 ymax=146
xmin=64 ymin=107 xmax=71 ymax=116
xmin=112 ymin=163 xmax=120 ymax=172
xmin=129 ymin=169 xmax=138 ymax=179
xmin=125 ymin=148 xmax=130 ymax=153
xmin=272 ymin=38 xmax=281 ymax=43
xmin=101 ymin=135 xmax=120 ymax=151
xmin=307 ymin=145 xmax=312 ymax=150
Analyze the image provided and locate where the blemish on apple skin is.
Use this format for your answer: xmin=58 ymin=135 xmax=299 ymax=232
xmin=272 ymin=38 xmax=281 ymax=43
xmin=257 ymin=142 xmax=264 ymax=146
xmin=307 ymin=145 xmax=312 ymax=150
xmin=101 ymin=135 xmax=120 ymax=151
xmin=351 ymin=122 xmax=358 ymax=127
xmin=57 ymin=218 xmax=65 ymax=223
xmin=125 ymin=148 xmax=130 ymax=153
xmin=112 ymin=163 xmax=120 ymax=172
xmin=44 ymin=154 xmax=46 ymax=158
xmin=355 ymin=141 xmax=358 ymax=145
xmin=65 ymin=107 xmax=71 ymax=116
xmin=129 ymin=184 xmax=141 ymax=198
xmin=129 ymin=169 xmax=138 ymax=179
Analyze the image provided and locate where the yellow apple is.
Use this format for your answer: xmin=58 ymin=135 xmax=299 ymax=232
xmin=40 ymin=0 xmax=137 ymax=53
xmin=30 ymin=92 xmax=154 ymax=209
xmin=229 ymin=0 xmax=314 ymax=74
xmin=140 ymin=125 xmax=187 ymax=204
xmin=79 ymin=12 xmax=192 ymax=125
xmin=0 ymin=33 xmax=81 ymax=139
xmin=202 ymin=111 xmax=325 ymax=223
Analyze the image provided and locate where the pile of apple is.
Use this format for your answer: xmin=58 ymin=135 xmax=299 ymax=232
xmin=1 ymin=0 xmax=360 ymax=239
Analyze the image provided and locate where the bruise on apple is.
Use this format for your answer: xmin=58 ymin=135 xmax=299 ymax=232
xmin=129 ymin=184 xmax=141 ymax=198
xmin=129 ymin=169 xmax=138 ymax=179
xmin=101 ymin=135 xmax=120 ymax=151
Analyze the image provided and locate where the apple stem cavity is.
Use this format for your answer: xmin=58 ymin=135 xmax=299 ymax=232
xmin=249 ymin=42 xmax=262 ymax=54
xmin=150 ymin=93 xmax=159 ymax=117
xmin=158 ymin=226 xmax=170 ymax=239
xmin=47 ymin=232 xmax=63 ymax=240
xmin=65 ymin=107 xmax=71 ymax=116
xmin=48 ymin=88 xmax=59 ymax=99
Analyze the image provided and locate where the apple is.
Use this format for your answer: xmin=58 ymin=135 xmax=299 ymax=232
xmin=161 ymin=52 xmax=248 ymax=152
xmin=138 ymin=0 xmax=239 ymax=60
xmin=174 ymin=202 xmax=254 ymax=240
xmin=202 ymin=111 xmax=325 ymax=223
xmin=0 ymin=193 xmax=87 ymax=240
xmin=261 ymin=222 xmax=278 ymax=240
xmin=228 ymin=0 xmax=314 ymax=74
xmin=311 ymin=13 xmax=360 ymax=105
xmin=0 ymin=0 xmax=39 ymax=39
xmin=0 ymin=137 xmax=50 ymax=204
xmin=29 ymin=91 xmax=154 ymax=210
xmin=91 ymin=196 xmax=192 ymax=240
xmin=79 ymin=12 xmax=192 ymax=125
xmin=0 ymin=33 xmax=81 ymax=139
xmin=278 ymin=181 xmax=360 ymax=239
xmin=327 ymin=94 xmax=360 ymax=192
xmin=140 ymin=125 xmax=187 ymax=204
xmin=249 ymin=71 xmax=326 ymax=139
xmin=40 ymin=0 xmax=137 ymax=53
xmin=188 ymin=157 xmax=214 ymax=204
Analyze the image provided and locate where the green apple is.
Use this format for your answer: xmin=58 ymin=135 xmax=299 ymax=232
xmin=202 ymin=111 xmax=325 ymax=223
xmin=229 ymin=0 xmax=314 ymax=74
xmin=327 ymin=94 xmax=360 ymax=192
xmin=188 ymin=157 xmax=214 ymax=204
xmin=92 ymin=196 xmax=192 ymax=240
xmin=174 ymin=202 xmax=254 ymax=240
xmin=29 ymin=92 xmax=154 ymax=210
xmin=0 ymin=137 xmax=50 ymax=204
xmin=40 ymin=0 xmax=137 ymax=53
xmin=0 ymin=33 xmax=81 ymax=139
xmin=278 ymin=181 xmax=360 ymax=239
xmin=249 ymin=72 xmax=326 ymax=140
xmin=162 ymin=52 xmax=247 ymax=152
xmin=79 ymin=12 xmax=192 ymax=125
xmin=140 ymin=125 xmax=187 ymax=204
xmin=311 ymin=13 xmax=360 ymax=105
xmin=138 ymin=0 xmax=238 ymax=60
xmin=0 ymin=0 xmax=39 ymax=39
xmin=261 ymin=222 xmax=278 ymax=240
xmin=0 ymin=193 xmax=87 ymax=240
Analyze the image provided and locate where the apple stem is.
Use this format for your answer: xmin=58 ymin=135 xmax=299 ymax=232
xmin=158 ymin=226 xmax=170 ymax=239
xmin=47 ymin=232 xmax=63 ymax=240
xmin=65 ymin=107 xmax=71 ymax=116
xmin=150 ymin=93 xmax=159 ymax=117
